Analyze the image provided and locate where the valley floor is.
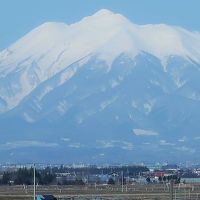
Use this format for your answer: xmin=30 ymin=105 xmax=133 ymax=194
xmin=0 ymin=183 xmax=199 ymax=199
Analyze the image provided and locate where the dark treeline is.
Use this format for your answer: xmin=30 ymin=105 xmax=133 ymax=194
xmin=0 ymin=167 xmax=55 ymax=185
xmin=0 ymin=165 xmax=149 ymax=185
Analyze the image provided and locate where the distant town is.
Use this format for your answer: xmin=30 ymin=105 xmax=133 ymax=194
xmin=1 ymin=163 xmax=200 ymax=186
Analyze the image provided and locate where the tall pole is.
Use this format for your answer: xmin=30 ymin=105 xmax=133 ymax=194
xmin=170 ymin=179 xmax=173 ymax=200
xmin=33 ymin=164 xmax=36 ymax=200
xmin=121 ymin=170 xmax=124 ymax=193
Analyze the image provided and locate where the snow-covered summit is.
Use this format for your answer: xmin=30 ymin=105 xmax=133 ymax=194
xmin=1 ymin=9 xmax=200 ymax=111
xmin=93 ymin=9 xmax=114 ymax=16
xmin=1 ymin=9 xmax=200 ymax=74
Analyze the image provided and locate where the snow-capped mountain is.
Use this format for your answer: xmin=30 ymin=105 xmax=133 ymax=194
xmin=1 ymin=9 xmax=200 ymax=163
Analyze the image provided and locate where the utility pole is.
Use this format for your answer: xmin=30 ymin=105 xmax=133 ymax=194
xmin=121 ymin=171 xmax=124 ymax=193
xmin=170 ymin=179 xmax=174 ymax=200
xmin=33 ymin=164 xmax=36 ymax=200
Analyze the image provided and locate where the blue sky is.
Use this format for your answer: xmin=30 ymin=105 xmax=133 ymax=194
xmin=0 ymin=0 xmax=200 ymax=50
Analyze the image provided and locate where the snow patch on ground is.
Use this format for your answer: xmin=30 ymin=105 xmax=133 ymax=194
xmin=159 ymin=140 xmax=175 ymax=146
xmin=96 ymin=140 xmax=134 ymax=151
xmin=37 ymin=86 xmax=53 ymax=101
xmin=110 ymin=79 xmax=119 ymax=88
xmin=56 ymin=100 xmax=71 ymax=115
xmin=23 ymin=112 xmax=35 ymax=123
xmin=100 ymin=96 xmax=118 ymax=110
xmin=133 ymin=129 xmax=159 ymax=136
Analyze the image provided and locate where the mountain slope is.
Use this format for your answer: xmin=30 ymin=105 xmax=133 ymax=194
xmin=0 ymin=9 xmax=200 ymax=163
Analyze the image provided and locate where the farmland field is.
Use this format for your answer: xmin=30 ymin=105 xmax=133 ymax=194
xmin=0 ymin=183 xmax=199 ymax=200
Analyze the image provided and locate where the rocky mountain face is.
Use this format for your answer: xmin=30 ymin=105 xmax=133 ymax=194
xmin=0 ymin=9 xmax=200 ymax=163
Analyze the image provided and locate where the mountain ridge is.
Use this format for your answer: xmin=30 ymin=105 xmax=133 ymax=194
xmin=0 ymin=9 xmax=200 ymax=163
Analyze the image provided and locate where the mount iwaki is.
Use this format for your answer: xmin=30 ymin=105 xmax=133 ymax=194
xmin=1 ymin=9 xmax=200 ymax=163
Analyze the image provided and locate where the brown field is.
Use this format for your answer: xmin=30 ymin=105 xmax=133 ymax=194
xmin=0 ymin=183 xmax=199 ymax=200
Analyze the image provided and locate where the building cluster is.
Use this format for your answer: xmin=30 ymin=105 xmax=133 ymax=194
xmin=0 ymin=163 xmax=200 ymax=185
